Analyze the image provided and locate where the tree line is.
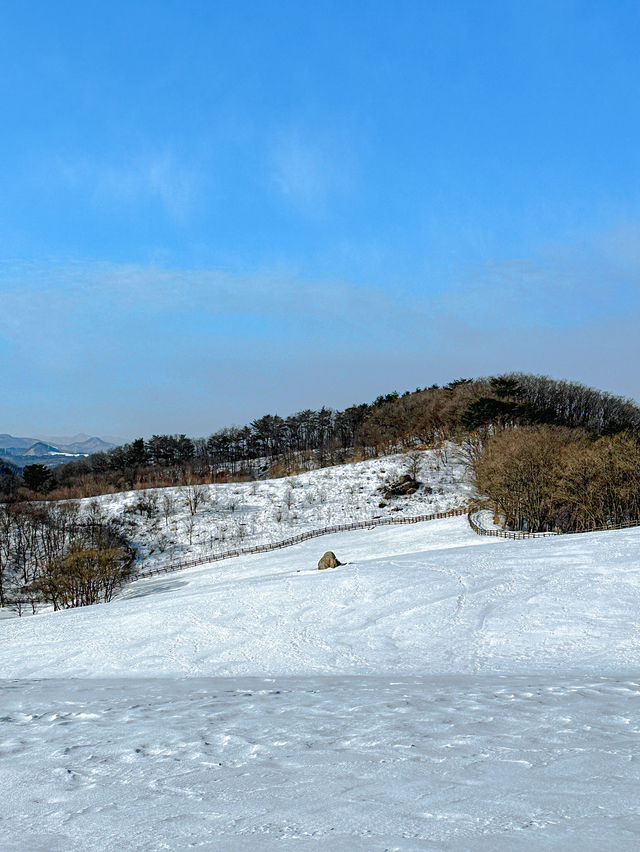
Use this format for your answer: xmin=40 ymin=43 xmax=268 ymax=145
xmin=3 ymin=373 xmax=639 ymax=509
xmin=465 ymin=375 xmax=640 ymax=533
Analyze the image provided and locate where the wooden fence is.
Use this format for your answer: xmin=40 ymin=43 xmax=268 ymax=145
xmin=466 ymin=512 xmax=556 ymax=539
xmin=467 ymin=511 xmax=640 ymax=540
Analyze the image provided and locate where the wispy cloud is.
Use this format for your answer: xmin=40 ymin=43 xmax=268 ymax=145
xmin=269 ymin=126 xmax=354 ymax=213
xmin=0 ymin=259 xmax=397 ymax=356
xmin=433 ymin=224 xmax=640 ymax=330
xmin=56 ymin=149 xmax=199 ymax=222
xmin=1 ymin=222 xmax=639 ymax=435
xmin=2 ymin=222 xmax=639 ymax=369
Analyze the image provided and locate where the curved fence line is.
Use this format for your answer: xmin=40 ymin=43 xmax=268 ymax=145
xmin=467 ymin=512 xmax=556 ymax=540
xmin=122 ymin=505 xmax=640 ymax=582
xmin=467 ymin=510 xmax=640 ymax=539
xmin=134 ymin=507 xmax=469 ymax=580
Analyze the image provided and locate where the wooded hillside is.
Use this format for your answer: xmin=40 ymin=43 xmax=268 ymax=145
xmin=3 ymin=373 xmax=639 ymax=537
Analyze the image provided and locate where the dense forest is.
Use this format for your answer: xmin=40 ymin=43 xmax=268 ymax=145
xmin=3 ymin=372 xmax=640 ymax=538
xmin=473 ymin=427 xmax=640 ymax=533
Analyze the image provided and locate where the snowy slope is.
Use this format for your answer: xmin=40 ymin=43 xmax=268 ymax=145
xmin=2 ymin=502 xmax=640 ymax=847
xmin=89 ymin=447 xmax=471 ymax=572
xmin=3 ymin=674 xmax=639 ymax=851
xmin=3 ymin=517 xmax=640 ymax=679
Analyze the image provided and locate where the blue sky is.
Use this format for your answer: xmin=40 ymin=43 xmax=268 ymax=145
xmin=2 ymin=0 xmax=640 ymax=437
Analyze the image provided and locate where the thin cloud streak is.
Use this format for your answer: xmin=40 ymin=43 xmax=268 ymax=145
xmin=432 ymin=224 xmax=640 ymax=330
xmin=55 ymin=149 xmax=199 ymax=222
xmin=269 ymin=126 xmax=355 ymax=214
xmin=2 ymin=225 xmax=639 ymax=436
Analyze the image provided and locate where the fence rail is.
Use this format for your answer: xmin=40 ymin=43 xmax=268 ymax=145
xmin=467 ymin=511 xmax=640 ymax=539
xmin=467 ymin=512 xmax=556 ymax=539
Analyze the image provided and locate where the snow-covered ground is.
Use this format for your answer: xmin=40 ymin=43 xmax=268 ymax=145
xmin=5 ymin=517 xmax=640 ymax=679
xmin=4 ymin=673 xmax=640 ymax=851
xmin=2 ymin=509 xmax=640 ymax=849
xmin=89 ymin=447 xmax=471 ymax=572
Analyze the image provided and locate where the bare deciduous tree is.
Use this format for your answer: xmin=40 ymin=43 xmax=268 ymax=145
xmin=184 ymin=484 xmax=207 ymax=516
xmin=161 ymin=492 xmax=176 ymax=528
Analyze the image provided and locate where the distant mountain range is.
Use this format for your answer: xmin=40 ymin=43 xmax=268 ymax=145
xmin=0 ymin=434 xmax=119 ymax=469
xmin=34 ymin=433 xmax=126 ymax=449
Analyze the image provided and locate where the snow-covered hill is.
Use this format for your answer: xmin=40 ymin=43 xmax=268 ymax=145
xmin=2 ymin=466 xmax=640 ymax=849
xmin=91 ymin=446 xmax=471 ymax=572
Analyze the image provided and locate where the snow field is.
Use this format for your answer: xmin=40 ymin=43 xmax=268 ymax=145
xmin=2 ymin=451 xmax=640 ymax=849
xmin=2 ymin=675 xmax=639 ymax=850
xmin=2 ymin=518 xmax=639 ymax=680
